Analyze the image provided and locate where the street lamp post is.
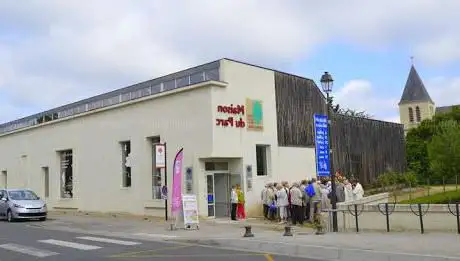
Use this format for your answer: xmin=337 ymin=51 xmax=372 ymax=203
xmin=320 ymin=71 xmax=338 ymax=232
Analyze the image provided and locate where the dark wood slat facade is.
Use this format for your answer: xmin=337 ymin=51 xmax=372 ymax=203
xmin=274 ymin=72 xmax=406 ymax=184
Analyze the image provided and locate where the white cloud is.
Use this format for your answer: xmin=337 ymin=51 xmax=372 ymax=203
xmin=334 ymin=76 xmax=460 ymax=124
xmin=333 ymin=79 xmax=398 ymax=121
xmin=426 ymin=77 xmax=460 ymax=107
xmin=1 ymin=1 xmax=460 ymax=122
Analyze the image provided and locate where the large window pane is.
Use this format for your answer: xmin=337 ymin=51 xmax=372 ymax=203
xmin=60 ymin=150 xmax=73 ymax=198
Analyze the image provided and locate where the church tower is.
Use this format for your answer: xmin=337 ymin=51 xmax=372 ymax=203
xmin=398 ymin=64 xmax=435 ymax=134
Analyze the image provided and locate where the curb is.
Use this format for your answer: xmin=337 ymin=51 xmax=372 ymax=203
xmin=166 ymin=237 xmax=460 ymax=261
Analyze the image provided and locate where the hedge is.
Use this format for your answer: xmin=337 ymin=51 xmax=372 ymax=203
xmin=399 ymin=190 xmax=460 ymax=204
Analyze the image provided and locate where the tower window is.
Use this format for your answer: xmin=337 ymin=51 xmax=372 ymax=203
xmin=415 ymin=106 xmax=421 ymax=122
xmin=408 ymin=107 xmax=414 ymax=122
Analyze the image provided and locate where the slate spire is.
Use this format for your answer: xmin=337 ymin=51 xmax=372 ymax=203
xmin=398 ymin=65 xmax=434 ymax=105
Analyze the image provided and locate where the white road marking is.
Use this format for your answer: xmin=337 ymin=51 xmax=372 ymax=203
xmin=0 ymin=243 xmax=59 ymax=257
xmin=76 ymin=236 xmax=141 ymax=246
xmin=132 ymin=233 xmax=177 ymax=238
xmin=38 ymin=239 xmax=102 ymax=250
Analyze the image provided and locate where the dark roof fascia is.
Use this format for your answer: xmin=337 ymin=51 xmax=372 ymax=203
xmin=0 ymin=60 xmax=222 ymax=127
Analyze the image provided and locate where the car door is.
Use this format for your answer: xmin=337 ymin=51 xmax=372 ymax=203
xmin=0 ymin=190 xmax=6 ymax=217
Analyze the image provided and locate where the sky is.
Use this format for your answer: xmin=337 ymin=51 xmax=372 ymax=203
xmin=1 ymin=0 xmax=460 ymax=124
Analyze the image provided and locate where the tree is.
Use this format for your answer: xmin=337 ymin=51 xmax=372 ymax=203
xmin=406 ymin=119 xmax=436 ymax=180
xmin=427 ymin=120 xmax=460 ymax=180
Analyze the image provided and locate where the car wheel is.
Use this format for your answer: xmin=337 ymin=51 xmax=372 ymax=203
xmin=7 ymin=210 xmax=15 ymax=222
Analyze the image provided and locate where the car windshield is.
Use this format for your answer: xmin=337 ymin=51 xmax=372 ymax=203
xmin=8 ymin=190 xmax=39 ymax=200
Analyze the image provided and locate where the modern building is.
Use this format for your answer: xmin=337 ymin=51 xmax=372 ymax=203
xmin=398 ymin=64 xmax=460 ymax=134
xmin=0 ymin=59 xmax=405 ymax=218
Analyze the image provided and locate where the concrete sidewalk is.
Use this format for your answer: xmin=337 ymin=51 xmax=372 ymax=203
xmin=43 ymin=213 xmax=460 ymax=261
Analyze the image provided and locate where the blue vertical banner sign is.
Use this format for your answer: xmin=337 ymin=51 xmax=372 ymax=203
xmin=314 ymin=114 xmax=331 ymax=177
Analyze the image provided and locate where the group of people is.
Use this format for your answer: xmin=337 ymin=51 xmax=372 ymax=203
xmin=260 ymin=175 xmax=364 ymax=225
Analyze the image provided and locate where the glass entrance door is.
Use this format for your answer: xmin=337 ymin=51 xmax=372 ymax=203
xmin=206 ymin=174 xmax=215 ymax=217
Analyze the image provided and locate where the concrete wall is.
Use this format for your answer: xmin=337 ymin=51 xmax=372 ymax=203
xmin=0 ymin=59 xmax=318 ymax=218
xmin=217 ymin=60 xmax=317 ymax=217
xmin=337 ymin=203 xmax=459 ymax=233
xmin=0 ymin=84 xmax=215 ymax=216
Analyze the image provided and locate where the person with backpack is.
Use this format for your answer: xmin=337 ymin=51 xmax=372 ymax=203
xmin=300 ymin=180 xmax=308 ymax=220
xmin=304 ymin=180 xmax=313 ymax=222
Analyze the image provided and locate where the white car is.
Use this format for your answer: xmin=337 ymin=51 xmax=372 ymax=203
xmin=0 ymin=189 xmax=47 ymax=222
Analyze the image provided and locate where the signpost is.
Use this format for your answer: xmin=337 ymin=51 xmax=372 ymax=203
xmin=314 ymin=114 xmax=330 ymax=177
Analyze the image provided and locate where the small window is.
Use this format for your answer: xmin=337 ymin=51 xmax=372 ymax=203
xmin=163 ymin=80 xmax=176 ymax=91
xmin=176 ymin=76 xmax=189 ymax=88
xmin=204 ymin=162 xmax=228 ymax=171
xmin=190 ymin=72 xmax=204 ymax=84
xmin=408 ymin=107 xmax=414 ymax=122
xmin=1 ymin=170 xmax=7 ymax=189
xmin=149 ymin=136 xmax=163 ymax=199
xmin=415 ymin=106 xmax=421 ymax=122
xmin=59 ymin=150 xmax=73 ymax=198
xmin=151 ymin=84 xmax=162 ymax=94
xmin=256 ymin=145 xmax=270 ymax=176
xmin=42 ymin=167 xmax=49 ymax=198
xmin=121 ymin=141 xmax=132 ymax=188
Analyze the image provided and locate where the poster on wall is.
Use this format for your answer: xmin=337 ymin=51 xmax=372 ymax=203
xmin=155 ymin=144 xmax=166 ymax=168
xmin=171 ymin=148 xmax=184 ymax=216
xmin=182 ymin=194 xmax=199 ymax=227
xmin=246 ymin=165 xmax=253 ymax=191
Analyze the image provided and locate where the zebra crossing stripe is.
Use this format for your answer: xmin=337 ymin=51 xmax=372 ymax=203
xmin=76 ymin=236 xmax=141 ymax=245
xmin=38 ymin=239 xmax=102 ymax=250
xmin=0 ymin=243 xmax=59 ymax=257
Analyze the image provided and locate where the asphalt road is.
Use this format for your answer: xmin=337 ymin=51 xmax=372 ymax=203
xmin=0 ymin=220 xmax=318 ymax=261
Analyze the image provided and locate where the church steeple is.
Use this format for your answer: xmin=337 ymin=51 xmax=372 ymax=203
xmin=398 ymin=64 xmax=434 ymax=105
xmin=398 ymin=61 xmax=436 ymax=134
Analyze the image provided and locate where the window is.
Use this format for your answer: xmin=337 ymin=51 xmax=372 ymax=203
xmin=59 ymin=150 xmax=73 ymax=198
xmin=415 ymin=106 xmax=421 ymax=122
xmin=121 ymin=141 xmax=132 ymax=188
xmin=176 ymin=76 xmax=189 ymax=88
xmin=408 ymin=107 xmax=414 ymax=122
xmin=151 ymin=84 xmax=162 ymax=94
xmin=42 ymin=167 xmax=49 ymax=198
xmin=190 ymin=72 xmax=204 ymax=85
xmin=204 ymin=162 xmax=228 ymax=171
xmin=150 ymin=136 xmax=162 ymax=199
xmin=256 ymin=145 xmax=270 ymax=176
xmin=1 ymin=170 xmax=7 ymax=189
xmin=163 ymin=80 xmax=176 ymax=91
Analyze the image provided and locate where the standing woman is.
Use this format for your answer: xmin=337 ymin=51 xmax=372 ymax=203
xmin=276 ymin=184 xmax=289 ymax=224
xmin=236 ymin=184 xmax=246 ymax=220
xmin=343 ymin=179 xmax=354 ymax=202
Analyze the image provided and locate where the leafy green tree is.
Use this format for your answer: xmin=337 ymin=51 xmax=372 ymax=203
xmin=406 ymin=119 xmax=435 ymax=180
xmin=427 ymin=120 xmax=460 ymax=180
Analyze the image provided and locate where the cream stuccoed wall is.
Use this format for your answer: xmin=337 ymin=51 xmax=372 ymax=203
xmin=0 ymin=84 xmax=216 ymax=216
xmin=399 ymin=102 xmax=435 ymax=133
xmin=212 ymin=60 xmax=317 ymax=217
xmin=0 ymin=59 xmax=318 ymax=218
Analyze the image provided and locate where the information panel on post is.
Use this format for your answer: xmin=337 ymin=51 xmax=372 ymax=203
xmin=155 ymin=144 xmax=166 ymax=169
xmin=314 ymin=114 xmax=330 ymax=177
